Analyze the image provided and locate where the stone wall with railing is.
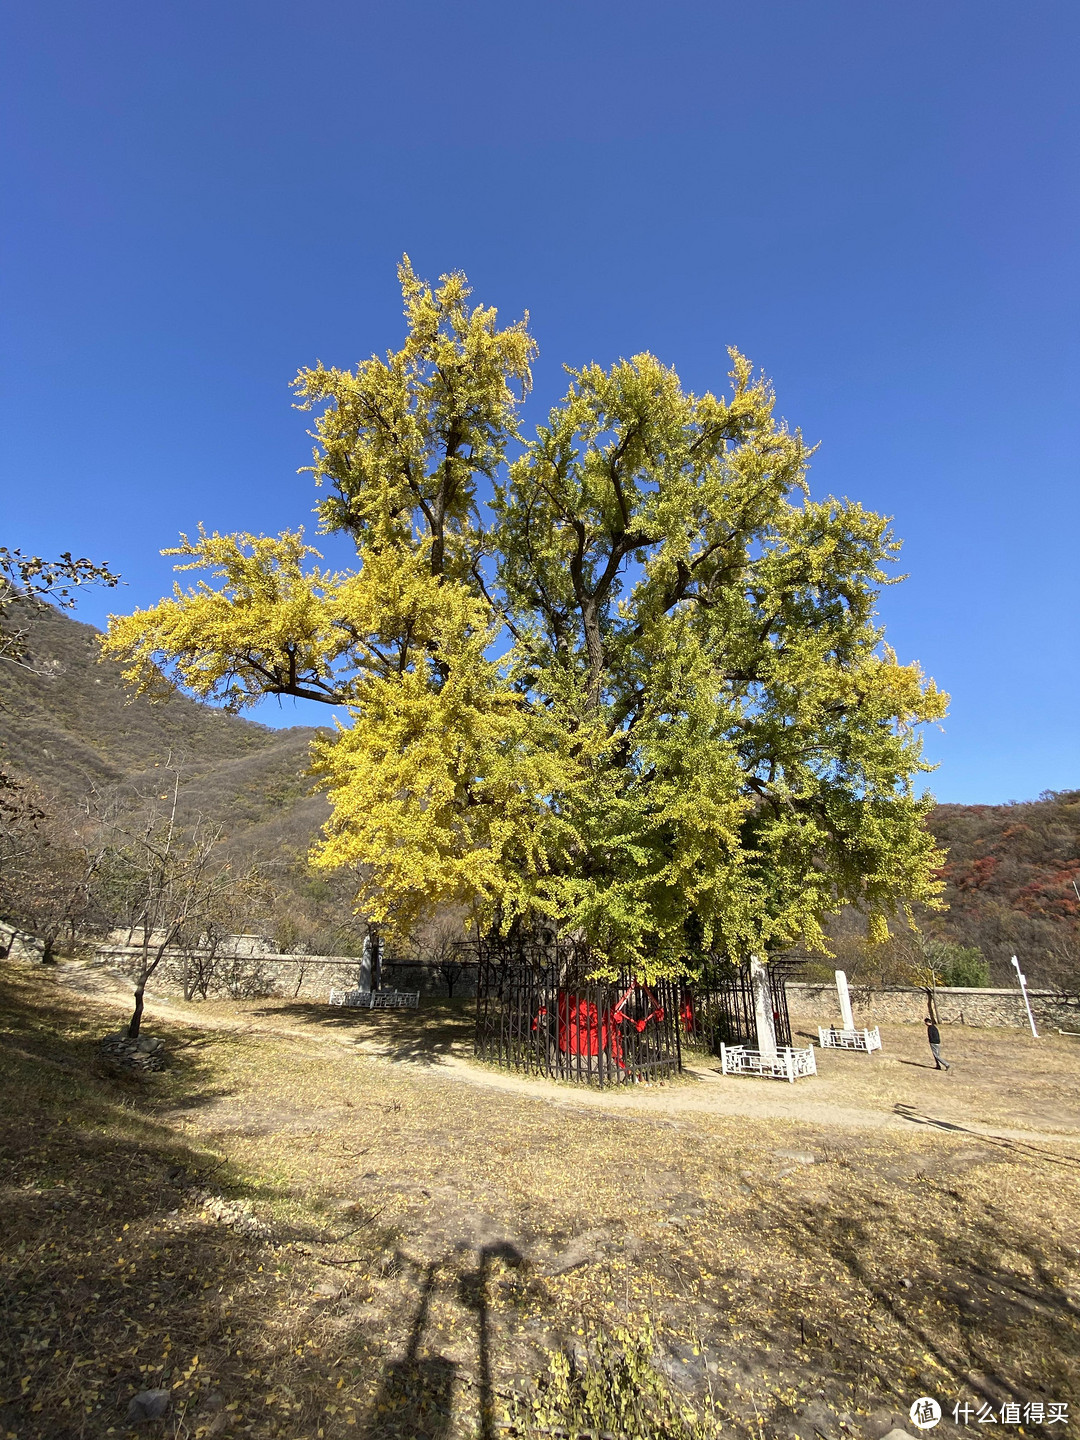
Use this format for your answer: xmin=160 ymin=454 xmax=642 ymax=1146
xmin=92 ymin=945 xmax=477 ymax=1001
xmin=785 ymin=981 xmax=1080 ymax=1030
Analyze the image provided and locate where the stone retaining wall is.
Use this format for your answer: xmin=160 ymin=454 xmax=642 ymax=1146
xmin=786 ymin=981 xmax=1080 ymax=1030
xmin=93 ymin=947 xmax=477 ymax=1001
xmin=49 ymin=940 xmax=1080 ymax=1028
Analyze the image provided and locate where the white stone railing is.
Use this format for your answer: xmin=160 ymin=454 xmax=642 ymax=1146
xmin=719 ymin=1043 xmax=817 ymax=1083
xmin=329 ymin=987 xmax=419 ymax=1009
xmin=818 ymin=1025 xmax=882 ymax=1052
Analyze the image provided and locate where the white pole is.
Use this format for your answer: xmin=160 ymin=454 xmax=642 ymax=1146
xmin=1011 ymin=955 xmax=1038 ymax=1038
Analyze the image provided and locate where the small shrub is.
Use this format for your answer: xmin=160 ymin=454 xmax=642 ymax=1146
xmin=219 ymin=956 xmax=278 ymax=999
xmin=508 ymin=1321 xmax=722 ymax=1440
xmin=937 ymin=944 xmax=990 ymax=988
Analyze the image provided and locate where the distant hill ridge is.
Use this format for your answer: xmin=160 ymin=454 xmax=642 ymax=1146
xmin=0 ymin=600 xmax=330 ymax=853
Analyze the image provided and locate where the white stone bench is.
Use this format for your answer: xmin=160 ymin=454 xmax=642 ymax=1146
xmin=328 ymin=988 xmax=420 ymax=1009
xmin=719 ymin=1042 xmax=817 ymax=1082
xmin=818 ymin=1025 xmax=882 ymax=1052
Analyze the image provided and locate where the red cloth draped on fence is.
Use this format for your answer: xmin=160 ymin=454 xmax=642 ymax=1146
xmin=613 ymin=983 xmax=664 ymax=1033
xmin=531 ymin=983 xmax=665 ymax=1069
xmin=556 ymin=991 xmax=622 ymax=1063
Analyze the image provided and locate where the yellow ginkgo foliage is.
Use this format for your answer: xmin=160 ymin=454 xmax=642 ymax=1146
xmin=103 ymin=258 xmax=947 ymax=975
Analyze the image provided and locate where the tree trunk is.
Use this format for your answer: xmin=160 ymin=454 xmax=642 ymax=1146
xmin=925 ymin=986 xmax=939 ymax=1025
xmin=128 ymin=938 xmax=173 ymax=1037
xmin=371 ymin=929 xmax=382 ymax=992
xmin=580 ymin=597 xmax=604 ymax=707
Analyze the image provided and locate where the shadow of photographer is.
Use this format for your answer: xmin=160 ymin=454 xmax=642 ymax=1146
xmin=361 ymin=1241 xmax=524 ymax=1440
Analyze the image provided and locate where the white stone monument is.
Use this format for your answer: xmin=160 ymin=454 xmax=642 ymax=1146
xmin=328 ymin=931 xmax=417 ymax=1008
xmin=836 ymin=968 xmax=855 ymax=1031
xmin=751 ymin=955 xmax=778 ymax=1061
xmin=817 ymin=967 xmax=881 ymax=1052
xmin=719 ymin=955 xmax=817 ymax=1082
xmin=1011 ymin=955 xmax=1039 ymax=1038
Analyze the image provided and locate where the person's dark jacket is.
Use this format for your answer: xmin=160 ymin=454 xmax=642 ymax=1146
xmin=927 ymin=1022 xmax=941 ymax=1045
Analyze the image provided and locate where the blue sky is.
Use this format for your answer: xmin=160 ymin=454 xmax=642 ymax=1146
xmin=2 ymin=1 xmax=1077 ymax=803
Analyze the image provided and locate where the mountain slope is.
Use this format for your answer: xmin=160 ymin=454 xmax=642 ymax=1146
xmin=928 ymin=791 xmax=1080 ymax=983
xmin=0 ymin=599 xmax=330 ymax=849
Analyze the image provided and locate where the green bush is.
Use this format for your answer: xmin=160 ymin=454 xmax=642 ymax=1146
xmin=508 ymin=1321 xmax=722 ymax=1440
xmin=937 ymin=944 xmax=990 ymax=988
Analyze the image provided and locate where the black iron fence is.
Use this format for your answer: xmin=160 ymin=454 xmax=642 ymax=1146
xmin=471 ymin=938 xmax=806 ymax=1086
xmin=474 ymin=953 xmax=683 ymax=1087
xmin=678 ymin=955 xmax=804 ymax=1056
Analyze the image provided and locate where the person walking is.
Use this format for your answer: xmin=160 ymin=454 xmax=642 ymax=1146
xmin=925 ymin=1015 xmax=950 ymax=1070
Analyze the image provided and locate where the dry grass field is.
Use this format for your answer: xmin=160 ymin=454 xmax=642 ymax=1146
xmin=2 ymin=960 xmax=1079 ymax=1440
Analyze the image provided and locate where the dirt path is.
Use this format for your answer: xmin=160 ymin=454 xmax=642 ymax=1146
xmin=56 ymin=959 xmax=1080 ymax=1148
xmin=430 ymin=1051 xmax=1080 ymax=1145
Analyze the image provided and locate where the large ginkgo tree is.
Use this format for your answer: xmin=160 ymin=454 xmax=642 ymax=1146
xmin=103 ymin=259 xmax=947 ymax=977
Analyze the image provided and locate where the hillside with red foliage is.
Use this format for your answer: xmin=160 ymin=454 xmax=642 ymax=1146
xmin=928 ymin=790 xmax=1080 ymax=987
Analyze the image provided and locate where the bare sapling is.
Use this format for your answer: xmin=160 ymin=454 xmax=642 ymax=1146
xmin=99 ymin=769 xmax=238 ymax=1038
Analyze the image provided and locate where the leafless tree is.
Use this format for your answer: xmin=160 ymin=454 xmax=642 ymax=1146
xmin=0 ymin=547 xmax=119 ymax=676
xmin=180 ymin=920 xmax=235 ymax=1001
xmin=0 ymin=775 xmax=46 ymax=953
xmin=0 ymin=551 xmax=120 ymax=953
xmin=0 ymin=776 xmax=108 ymax=962
xmin=98 ymin=769 xmax=244 ymax=1037
xmin=411 ymin=911 xmax=470 ymax=997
